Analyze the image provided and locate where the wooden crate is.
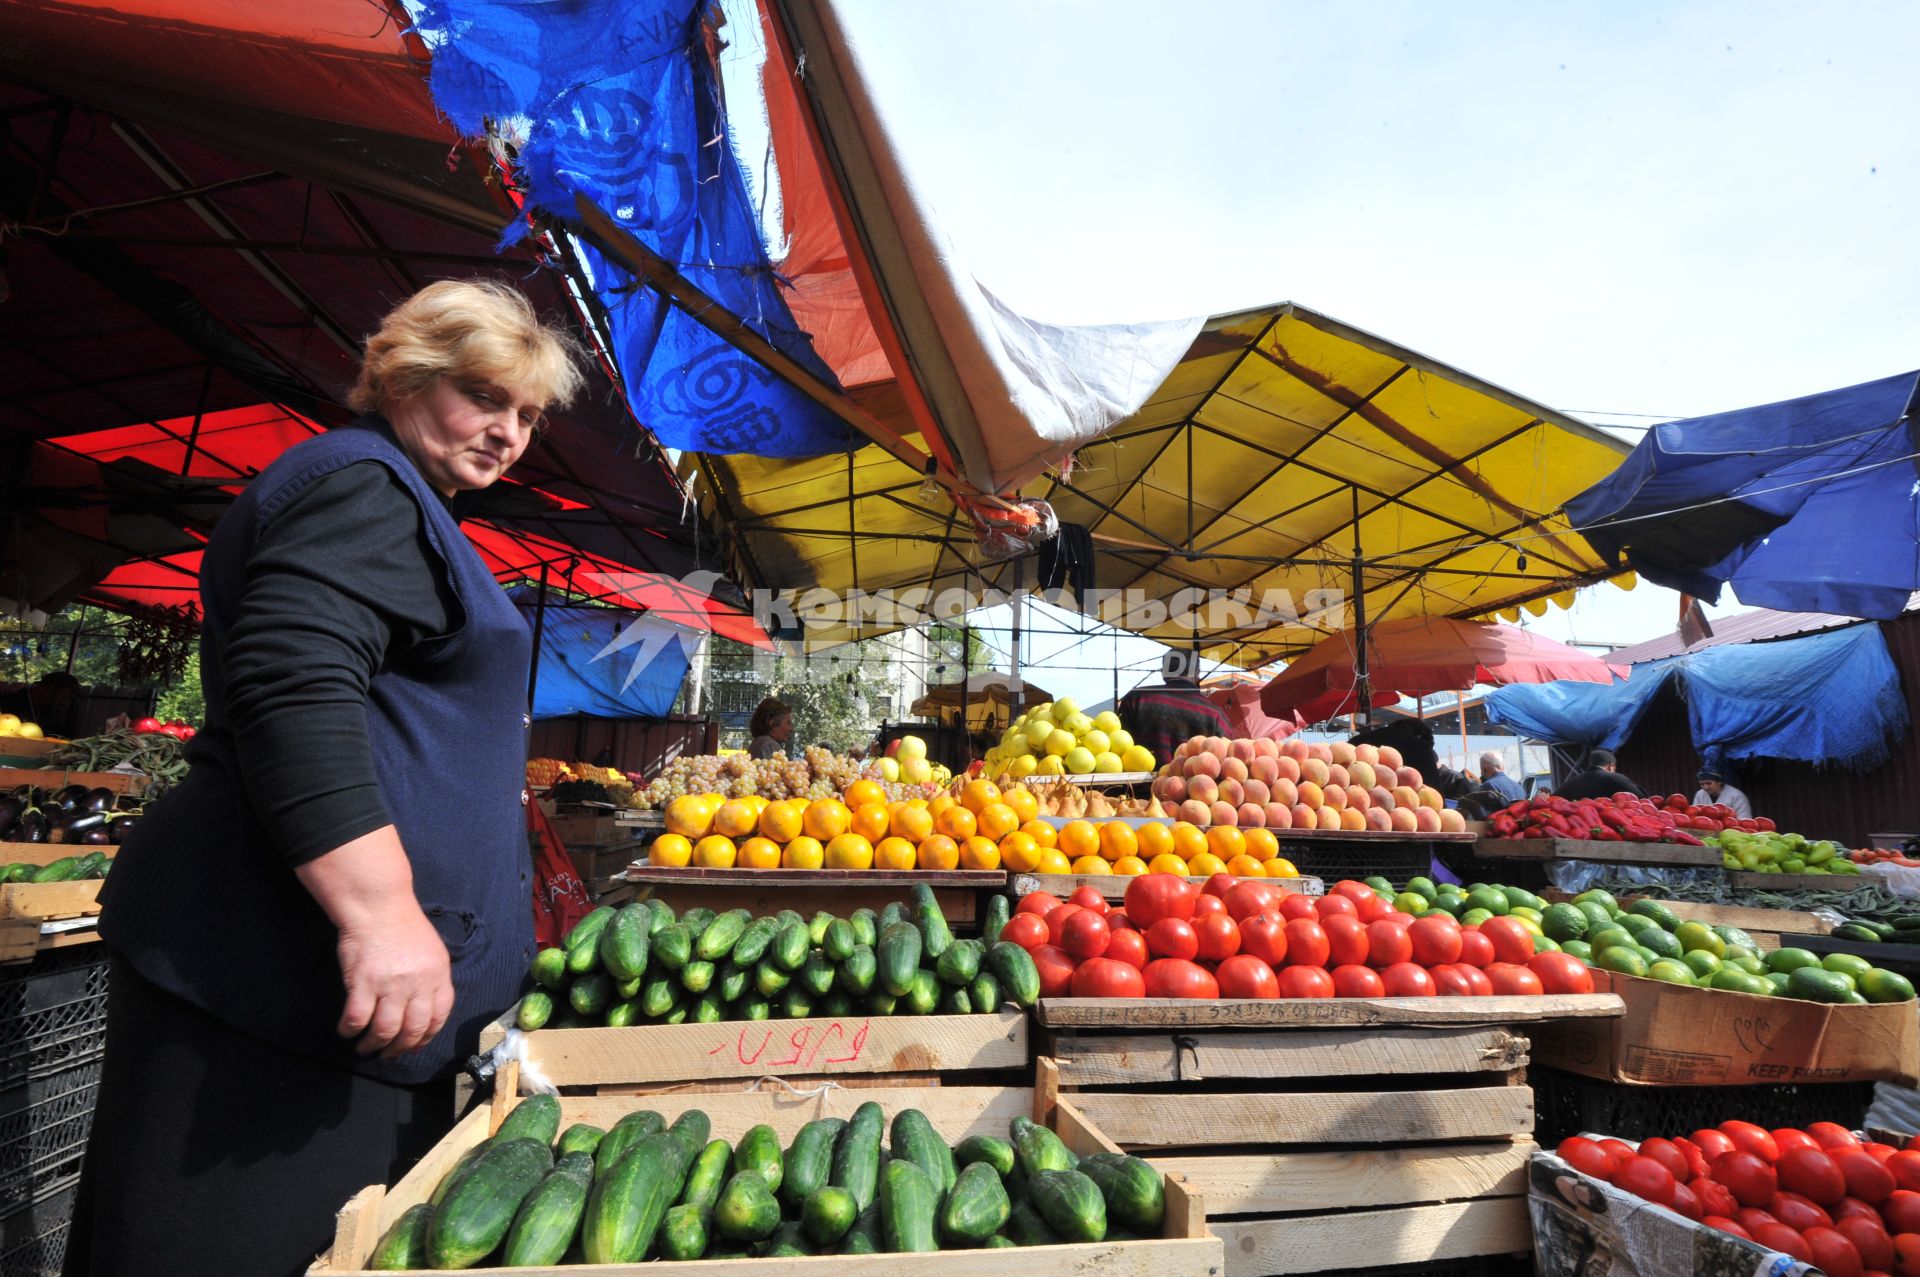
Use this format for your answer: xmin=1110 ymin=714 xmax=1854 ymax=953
xmin=0 ymin=738 xmax=63 ymax=764
xmin=1039 ymin=995 xmax=1624 ymax=1277
xmin=611 ymin=868 xmax=1004 ymax=927
xmin=0 ymin=877 xmax=105 ymax=964
xmin=1726 ymin=870 xmax=1874 ymax=891
xmin=0 ymin=767 xmax=146 ymax=796
xmin=1540 ymin=890 xmax=1831 ymax=952
xmin=1009 ymin=873 xmax=1324 ymax=901
xmin=310 ymin=1083 xmax=1221 ymax=1276
xmin=1475 ymin=837 xmax=1720 ymax=868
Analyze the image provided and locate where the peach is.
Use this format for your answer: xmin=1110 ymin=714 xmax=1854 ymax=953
xmin=1327 ymin=763 xmax=1350 ymax=790
xmin=1274 ymin=755 xmax=1302 ymax=784
xmin=1391 ymin=785 xmax=1418 ymax=810
xmin=1290 ymin=802 xmax=1317 ymax=829
xmin=1187 ymin=774 xmax=1219 ymax=805
xmin=1390 ymin=806 xmax=1418 ymax=833
xmin=1271 ymin=778 xmax=1299 ymax=808
xmin=1174 ymin=740 xmax=1194 ymax=759
xmin=1184 ymin=752 xmax=1221 ymax=780
xmin=1306 ymin=742 xmax=1333 ymax=764
xmin=1251 ymin=755 xmax=1281 ymax=785
xmin=1253 ymin=737 xmax=1281 ymax=759
xmin=1218 ymin=777 xmax=1245 ymax=808
xmin=1354 ymin=743 xmax=1380 ymax=767
xmin=1220 ymin=756 xmax=1249 ymax=784
xmin=1365 ymin=807 xmax=1393 ymax=832
xmin=1296 ymin=780 xmax=1324 ymax=809
xmin=1178 ymin=799 xmax=1213 ymax=826
xmin=1316 ymin=805 xmax=1345 ymax=830
xmin=1237 ymin=802 xmax=1267 ymax=828
xmin=1340 ymin=807 xmax=1367 ymax=831
xmin=1265 ymin=802 xmax=1294 ymax=830
xmin=1367 ymin=785 xmax=1395 ymax=812
xmin=1321 ymin=784 xmax=1347 ymax=811
xmin=1329 ymin=741 xmax=1357 ymax=767
xmin=1279 ymin=738 xmax=1308 ymax=762
xmin=1301 ymin=757 xmax=1331 ymax=788
xmin=1210 ymin=801 xmax=1239 ymax=827
xmin=1154 ymin=774 xmax=1188 ymax=804
xmin=1241 ymin=778 xmax=1270 ymax=807
xmin=1377 ymin=745 xmax=1403 ymax=771
xmin=1396 ymin=766 xmax=1424 ymax=790
xmin=1438 ymin=808 xmax=1467 ymax=833
xmin=1229 ymin=738 xmax=1257 ymax=764
xmin=1347 ymin=760 xmax=1376 ymax=791
xmin=1413 ymin=806 xmax=1442 ymax=833
xmin=1205 ymin=737 xmax=1231 ymax=757
xmin=1344 ymin=784 xmax=1371 ymax=811
xmin=1417 ymin=786 xmax=1443 ymax=812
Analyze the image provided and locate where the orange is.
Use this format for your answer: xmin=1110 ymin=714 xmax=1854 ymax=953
xmin=1110 ymin=855 xmax=1149 ymax=876
xmin=916 ymin=835 xmax=961 ymax=871
xmin=1070 ymin=855 xmax=1109 ymax=876
xmin=844 ymin=778 xmax=887 ymax=810
xmin=890 ymin=804 xmax=934 ymax=843
xmin=1098 ymin=821 xmax=1138 ymax=863
xmin=928 ymin=793 xmax=958 ymax=820
xmin=997 ymin=832 xmax=1042 ymax=874
xmin=740 ymin=794 xmax=769 ymax=819
xmin=1135 ymin=821 xmax=1174 ymax=860
xmin=1147 ymin=852 xmax=1191 ymax=877
xmin=876 ymin=835 xmax=920 ymax=871
xmin=1057 ymin=820 xmax=1099 ymax=861
xmin=851 ymin=802 xmax=891 ymax=843
xmin=692 ymin=835 xmax=737 ymax=868
xmin=782 ymin=835 xmax=825 ymax=870
xmin=1003 ymin=785 xmax=1038 ymax=824
xmin=935 ymin=804 xmax=977 ymax=841
xmin=1205 ymin=826 xmax=1246 ymax=861
xmin=1188 ymin=852 xmax=1227 ymax=878
xmin=1171 ymin=821 xmax=1208 ymax=861
xmin=976 ymin=802 xmax=1019 ymax=842
xmin=961 ymin=778 xmax=1002 ymax=814
xmin=824 ymin=832 xmax=874 ymax=870
xmin=958 ymin=836 xmax=1000 ymax=871
xmin=760 ymin=799 xmax=805 ymax=844
xmin=1019 ymin=819 xmax=1058 ymax=849
xmin=737 ymin=836 xmax=783 ymax=870
xmin=664 ymin=794 xmax=716 ymax=839
xmin=803 ymin=799 xmax=851 ymax=841
xmin=1225 ymin=854 xmax=1267 ymax=879
xmin=1242 ymin=827 xmax=1279 ymax=863
xmin=649 ymin=833 xmax=693 ymax=867
xmin=1035 ymin=847 xmax=1073 ymax=875
xmin=711 ymin=799 xmax=757 ymax=839
xmin=1270 ymin=856 xmax=1300 ymax=879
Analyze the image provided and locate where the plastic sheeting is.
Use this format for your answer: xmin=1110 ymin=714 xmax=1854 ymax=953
xmin=1487 ymin=624 xmax=1909 ymax=771
xmin=512 ymin=590 xmax=695 ymax=721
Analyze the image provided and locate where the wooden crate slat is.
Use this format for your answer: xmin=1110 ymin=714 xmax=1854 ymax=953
xmin=1038 ymin=993 xmax=1622 ymax=1029
xmin=1212 ymin=1196 xmax=1529 ymax=1276
xmin=1069 ymin=1086 xmax=1535 ymax=1148
xmin=1012 ymin=872 xmax=1325 ymax=899
xmin=1151 ymin=1140 xmax=1532 ymax=1215
xmin=1727 ymin=870 xmax=1874 ymax=891
xmin=0 ymin=767 xmax=145 ymax=794
xmin=1476 ymin=837 xmax=1718 ymax=866
xmin=0 ymin=843 xmax=118 ymax=867
xmin=325 ymin=1239 xmax=1218 ymax=1276
xmin=0 ymin=879 xmax=103 ymax=921
xmin=1049 ymin=1025 xmax=1527 ymax=1085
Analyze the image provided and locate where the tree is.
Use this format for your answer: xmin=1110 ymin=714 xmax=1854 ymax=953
xmin=926 ymin=623 xmax=990 ymax=681
xmin=1 ymin=606 xmax=205 ymax=726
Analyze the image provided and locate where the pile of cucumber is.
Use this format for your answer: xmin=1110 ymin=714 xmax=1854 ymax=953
xmin=1831 ymin=916 xmax=1920 ymax=945
xmin=369 ymin=1094 xmax=1165 ymax=1268
xmin=514 ymin=887 xmax=1039 ymax=1030
xmin=1 ymin=851 xmax=110 ymax=884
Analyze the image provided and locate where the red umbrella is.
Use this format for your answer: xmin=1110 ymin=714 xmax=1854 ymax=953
xmin=1207 ymin=684 xmax=1305 ymax=741
xmin=1257 ymin=616 xmax=1625 ymax=722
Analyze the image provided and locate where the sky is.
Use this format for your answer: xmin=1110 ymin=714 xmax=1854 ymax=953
xmin=728 ymin=1 xmax=1920 ymax=710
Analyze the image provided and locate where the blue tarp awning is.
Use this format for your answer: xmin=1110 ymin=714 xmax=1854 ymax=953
xmin=512 ymin=589 xmax=695 ymax=721
xmin=1486 ymin=624 xmax=1909 ymax=771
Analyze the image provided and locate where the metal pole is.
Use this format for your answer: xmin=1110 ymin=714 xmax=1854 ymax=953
xmin=1351 ymin=487 xmax=1371 ymax=727
xmin=526 ymin=563 xmax=550 ymax=713
xmin=65 ymin=606 xmax=86 ymax=674
xmin=1457 ymin=691 xmax=1470 ymax=773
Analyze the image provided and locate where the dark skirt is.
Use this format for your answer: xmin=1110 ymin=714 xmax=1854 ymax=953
xmin=62 ymin=958 xmax=456 ymax=1277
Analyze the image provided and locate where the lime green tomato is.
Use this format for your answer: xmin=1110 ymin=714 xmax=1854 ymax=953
xmin=1788 ymin=967 xmax=1855 ymax=1003
xmin=1588 ymin=926 xmax=1634 ymax=955
xmin=1573 ymin=889 xmax=1620 ymax=914
xmin=1405 ymin=876 xmax=1438 ymax=900
xmin=1765 ymin=947 xmax=1823 ymax=974
xmin=1638 ymin=929 xmax=1683 ymax=961
xmin=1393 ymin=892 xmax=1428 ymax=917
xmin=1461 ymin=908 xmax=1493 ymax=928
xmin=1861 ymin=968 xmax=1918 ymax=1004
xmin=1647 ymin=959 xmax=1696 ymax=986
xmin=1710 ymin=968 xmax=1775 ymax=996
xmin=1465 ymin=887 xmax=1510 ymax=916
xmin=1682 ymin=951 xmax=1723 ymax=980
xmin=1595 ymin=947 xmax=1650 ymax=978
xmin=1532 ymin=935 xmax=1562 ymax=953
xmin=1822 ymin=952 xmax=1875 ymax=983
xmin=1561 ymin=940 xmax=1593 ymax=962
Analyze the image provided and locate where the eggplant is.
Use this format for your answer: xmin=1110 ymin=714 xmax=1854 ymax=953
xmin=50 ymin=812 xmax=107 ymax=844
xmin=80 ymin=828 xmax=110 ymax=847
xmin=83 ymin=788 xmax=116 ymax=814
xmin=0 ymin=795 xmax=21 ymax=839
xmin=108 ymin=816 xmax=138 ymax=845
xmin=15 ymin=812 xmax=47 ymax=844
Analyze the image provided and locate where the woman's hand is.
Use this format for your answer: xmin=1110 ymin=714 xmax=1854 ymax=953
xmin=295 ymin=825 xmax=457 ymax=1058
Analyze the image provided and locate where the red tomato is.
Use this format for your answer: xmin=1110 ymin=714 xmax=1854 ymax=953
xmin=1068 ymin=885 xmax=1110 ymax=914
xmin=1429 ymin=964 xmax=1478 ymax=997
xmin=1840 ymin=1149 xmax=1899 ymax=1204
xmin=1215 ymin=954 xmax=1280 ymax=999
xmin=1775 ymin=1129 xmax=1823 ymax=1157
xmin=1694 ymin=1177 xmax=1740 ymax=1219
xmin=1478 ymin=916 xmax=1536 ymax=966
xmin=1142 ymin=957 xmax=1218 ymax=999
xmin=1366 ymin=920 xmax=1413 ymax=968
xmin=1331 ymin=964 xmax=1386 ymax=998
xmin=1737 ymin=1207 xmax=1781 ymax=1234
xmin=1712 ymin=1151 xmax=1779 ymax=1207
xmin=1380 ymin=962 xmax=1435 ymax=997
xmin=1322 ymin=914 xmax=1371 ymax=967
xmin=1614 ymin=1155 xmax=1677 ymax=1207
xmin=1780 ymin=1148 xmax=1848 ymax=1206
xmin=1045 ymin=903 xmax=1086 ymax=947
xmin=1283 ymin=918 xmax=1331 ymax=969
xmin=1837 ymin=1216 xmax=1895 ymax=1271
xmin=1598 ymin=1138 xmax=1638 ymax=1168
xmin=1806 ymin=1226 xmax=1867 ymax=1277
xmin=1225 ymin=881 xmax=1281 ymax=920
xmin=1030 ymin=944 xmax=1077 ymax=998
xmin=1669 ymin=1180 xmax=1703 ymax=1220
xmin=1192 ymin=895 xmax=1228 ymax=920
xmin=1771 ymin=1191 xmax=1834 ymax=1233
xmin=1194 ymin=913 xmax=1241 ymax=962
xmin=1529 ymin=951 xmax=1596 ymax=995
xmin=1675 ymin=1137 xmax=1713 ymax=1183
xmin=1069 ymin=957 xmax=1145 ymax=998
xmin=1721 ymin=1121 xmax=1781 ymax=1163
xmin=1378 ymin=910 xmax=1417 ymax=928
xmin=1558 ymin=1136 xmax=1615 ymax=1181
xmin=1202 ymin=873 xmax=1239 ymax=899
xmin=1352 ymin=891 xmax=1390 ymax=924
xmin=133 ymin=716 xmax=164 ymax=733
xmin=1059 ymin=909 xmax=1111 ymax=962
xmin=1018 ymin=891 xmax=1063 ymax=917
xmin=1753 ymin=1222 xmax=1813 ymax=1263
xmin=1813 ymin=1123 xmax=1865 ymax=1151
xmin=1407 ymin=915 xmax=1462 ymax=967
xmin=1313 ymin=894 xmax=1358 ymax=921
xmin=1104 ymin=928 xmax=1148 ymax=970
xmin=1691 ymin=1129 xmax=1738 ymax=1162
xmin=1485 ymin=962 xmax=1543 ymax=996
xmin=1882 ymin=1190 xmax=1920 ymax=1234
xmin=1459 ymin=964 xmax=1495 ymax=996
xmin=1639 ymin=1138 xmax=1692 ymax=1185
xmin=1279 ymin=894 xmax=1319 ymax=922
xmin=1124 ymin=875 xmax=1197 ymax=928
xmin=1238 ymin=915 xmax=1289 ymax=966
xmin=1835 ymin=1196 xmax=1886 ymax=1224
xmin=1702 ymin=1216 xmax=1753 ymax=1240
xmin=1866 ymin=1143 xmax=1901 ymax=1163
xmin=1456 ymin=927 xmax=1495 ymax=968
xmin=1106 ymin=910 xmax=1137 ymax=932
xmin=1000 ymin=913 xmax=1051 ymax=950
xmin=1332 ymin=879 xmax=1375 ymax=903
xmin=1896 ymin=1232 xmax=1920 ymax=1277
xmin=1145 ymin=917 xmax=1199 ymax=961
xmin=1275 ymin=965 xmax=1336 ymax=998
xmin=1888 ymin=1152 xmax=1920 ymax=1193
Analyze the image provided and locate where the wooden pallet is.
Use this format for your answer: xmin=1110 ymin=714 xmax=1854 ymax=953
xmin=0 ymin=766 xmax=146 ymax=795
xmin=610 ymin=867 xmax=1004 ymax=925
xmin=1726 ymin=870 xmax=1874 ymax=891
xmin=1476 ymin=837 xmax=1720 ymax=867
xmin=1009 ymin=872 xmax=1325 ymax=900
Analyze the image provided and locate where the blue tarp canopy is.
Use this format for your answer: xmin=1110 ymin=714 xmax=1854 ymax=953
xmin=1567 ymin=371 xmax=1920 ymax=619
xmin=1486 ymin=624 xmax=1909 ymax=771
xmin=511 ymin=589 xmax=695 ymax=721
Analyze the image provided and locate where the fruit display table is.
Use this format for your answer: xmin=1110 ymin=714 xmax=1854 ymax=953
xmin=1007 ymin=871 xmax=1325 ymax=901
xmin=607 ymin=867 xmax=1005 ymax=925
xmin=1475 ymin=838 xmax=1720 ymax=868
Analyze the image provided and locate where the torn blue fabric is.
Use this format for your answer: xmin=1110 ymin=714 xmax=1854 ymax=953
xmin=512 ymin=588 xmax=694 ymax=720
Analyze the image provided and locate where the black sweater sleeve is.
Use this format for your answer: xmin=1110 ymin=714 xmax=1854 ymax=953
xmin=221 ymin=462 xmax=461 ymax=865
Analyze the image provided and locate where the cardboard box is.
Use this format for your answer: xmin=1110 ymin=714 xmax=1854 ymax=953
xmin=1529 ymin=1149 xmax=1814 ymax=1277
xmin=1532 ymin=968 xmax=1920 ymax=1087
xmin=546 ymin=811 xmax=623 ymax=847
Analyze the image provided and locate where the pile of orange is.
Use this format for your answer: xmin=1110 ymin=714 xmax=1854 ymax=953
xmin=649 ymin=781 xmax=1301 ymax=881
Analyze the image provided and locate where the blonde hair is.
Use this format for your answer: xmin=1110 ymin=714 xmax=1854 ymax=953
xmin=348 ymin=279 xmax=587 ymax=416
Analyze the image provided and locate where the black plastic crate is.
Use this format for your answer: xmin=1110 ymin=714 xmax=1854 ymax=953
xmin=0 ymin=950 xmax=109 ymax=1091
xmin=1532 ymin=1063 xmax=1877 ymax=1146
xmin=0 ymin=1059 xmax=99 ymax=1212
xmin=1277 ymin=837 xmax=1434 ymax=886
xmin=0 ymin=1175 xmax=76 ymax=1277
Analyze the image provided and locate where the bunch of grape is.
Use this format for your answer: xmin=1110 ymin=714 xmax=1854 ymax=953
xmin=631 ymin=750 xmax=884 ymax=808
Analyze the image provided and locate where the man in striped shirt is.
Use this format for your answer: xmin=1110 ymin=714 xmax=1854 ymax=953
xmin=1120 ymin=650 xmax=1236 ymax=763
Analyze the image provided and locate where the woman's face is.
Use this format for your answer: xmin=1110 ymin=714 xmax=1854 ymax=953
xmin=770 ymin=712 xmax=794 ymax=742
xmin=388 ymin=377 xmax=544 ymax=495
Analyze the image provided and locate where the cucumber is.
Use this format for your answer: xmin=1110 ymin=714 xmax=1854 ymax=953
xmin=668 ymin=1111 xmax=712 ymax=1163
xmin=427 ymin=1137 xmax=552 ymax=1268
xmin=696 ymin=910 xmax=750 ymax=962
xmin=906 ymin=969 xmax=941 ymax=1015
xmin=1004 ymin=1200 xmax=1062 ymax=1247
xmin=879 ymin=1158 xmax=940 ymax=1253
xmin=595 ymin=1110 xmax=665 ymax=1180
xmin=580 ymin=1130 xmax=690 ymax=1263
xmin=770 ymin=919 xmax=811 ymax=971
xmin=644 ymin=898 xmax=675 ymax=935
xmin=802 ymin=1185 xmax=858 ymax=1246
xmin=680 ymin=1138 xmax=732 ymax=1213
xmin=658 ymin=1203 xmax=709 ymax=1260
xmin=557 ymin=1124 xmax=605 ymax=1159
xmin=877 ymin=921 xmax=923 ymax=996
xmin=493 ymin=1094 xmax=561 ymax=1148
xmin=430 ymin=1144 xmax=488 ymax=1207
xmin=838 ymin=1202 xmax=882 ymax=1254
xmin=714 ymin=1169 xmax=782 ymax=1243
xmin=569 ymin=973 xmax=614 ymax=1017
xmin=731 ymin=916 xmax=781 ymax=966
xmin=776 ymin=909 xmax=805 ymax=929
xmin=31 ymin=856 xmax=84 ymax=883
xmin=808 ymin=911 xmax=836 ymax=945
xmin=679 ymin=906 xmax=717 ymax=938
xmin=614 ymin=976 xmax=643 ymax=1000
xmin=719 ymin=962 xmax=750 ymax=1003
xmin=755 ymin=1220 xmax=814 ymax=1257
xmin=940 ymin=986 xmax=974 ymax=1015
xmin=955 ymin=1134 xmax=1016 ymax=1177
xmin=801 ymin=953 xmax=838 ymax=998
xmin=1010 ymin=1116 xmax=1075 ymax=1177
xmin=1834 ymin=923 xmax=1884 ymax=942
xmin=970 ymin=972 xmax=1003 ymax=1014
xmin=653 ymin=923 xmax=693 ymax=971
xmin=879 ymin=902 xmax=909 ymax=931
xmin=830 ymin=1101 xmax=885 ymax=1211
xmin=839 ymin=945 xmax=877 ymax=996
xmin=640 ymin=974 xmax=679 ymax=1019
xmin=988 ymin=940 xmax=1042 ymax=1007
xmin=564 ymin=906 xmax=616 ymax=975
xmin=982 ymin=892 xmax=1011 ymax=944
xmin=1030 ymin=1169 xmax=1107 ymax=1242
xmin=531 ymin=947 xmax=569 ymax=990
xmin=849 ymin=908 xmax=878 ymax=948
xmin=1079 ymin=1153 xmax=1166 ymax=1234
xmin=681 ymin=960 xmax=715 ymax=995
xmin=937 ymin=938 xmax=983 ymax=986
xmin=516 ymin=990 xmax=554 ymax=1031
xmin=692 ymin=993 xmax=726 ymax=1023
xmin=501 ymin=1151 xmax=592 ymax=1266
xmin=780 ymin=1118 xmax=847 ymax=1212
xmin=661 ymin=992 xmax=690 ymax=1024
xmin=912 ymin=884 xmax=954 ymax=960
xmin=821 ymin=991 xmax=854 ymax=1018
xmin=599 ymin=903 xmax=651 ymax=981
xmin=738 ymin=993 xmax=771 ymax=1020
xmin=735 ymin=1123 xmax=784 ymax=1192
xmin=367 ymin=1202 xmax=433 ymax=1270
xmin=941 ymin=1160 xmax=1012 ymax=1246
xmin=755 ymin=959 xmax=792 ymax=999
xmin=986 ymin=1234 xmax=1017 ymax=1248
xmin=605 ymin=999 xmax=641 ymax=1028
xmin=781 ymin=986 xmax=815 ymax=1019
xmin=890 ymin=1108 xmax=957 ymax=1193
xmin=866 ymin=990 xmax=898 ymax=1016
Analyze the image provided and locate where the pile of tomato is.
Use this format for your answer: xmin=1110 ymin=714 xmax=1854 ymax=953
xmin=131 ymin=716 xmax=195 ymax=741
xmin=1557 ymin=1122 xmax=1920 ymax=1275
xmin=997 ymin=873 xmax=1595 ymax=1000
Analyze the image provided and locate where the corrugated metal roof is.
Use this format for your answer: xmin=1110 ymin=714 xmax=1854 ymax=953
xmin=1606 ymin=594 xmax=1920 ymax=666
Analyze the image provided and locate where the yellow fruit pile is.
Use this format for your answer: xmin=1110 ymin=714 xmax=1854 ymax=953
xmin=646 ymin=777 xmax=1301 ymax=880
xmin=983 ymin=699 xmax=1155 ymax=781
xmin=0 ymin=714 xmax=45 ymax=740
